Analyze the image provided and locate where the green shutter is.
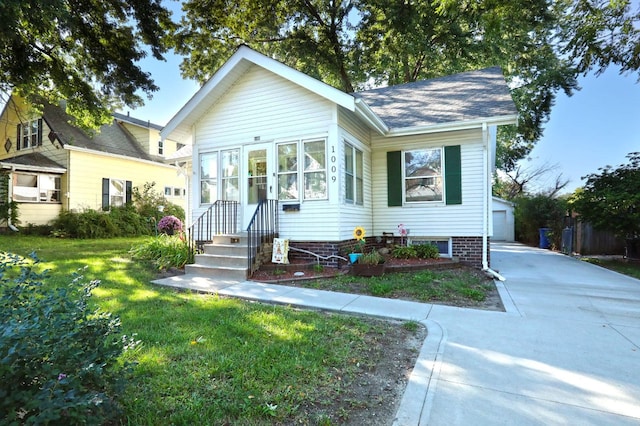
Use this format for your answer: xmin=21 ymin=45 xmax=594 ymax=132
xmin=387 ymin=151 xmax=402 ymax=207
xmin=444 ymin=145 xmax=462 ymax=205
xmin=37 ymin=119 xmax=43 ymax=146
xmin=125 ymin=180 xmax=132 ymax=204
xmin=102 ymin=178 xmax=110 ymax=211
xmin=16 ymin=124 xmax=21 ymax=151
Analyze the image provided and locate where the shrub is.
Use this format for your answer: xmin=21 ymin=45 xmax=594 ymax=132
xmin=0 ymin=252 xmax=138 ymax=424
xmin=52 ymin=206 xmax=152 ymax=238
xmin=415 ymin=243 xmax=440 ymax=259
xmin=391 ymin=245 xmax=418 ymax=259
xmin=157 ymin=215 xmax=183 ymax=234
xmin=133 ymin=182 xmax=185 ymax=222
xmin=359 ymin=250 xmax=385 ymax=265
xmin=129 ymin=234 xmax=193 ymax=270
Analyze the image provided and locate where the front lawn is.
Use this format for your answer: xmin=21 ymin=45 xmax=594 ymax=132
xmin=0 ymin=235 xmax=423 ymax=425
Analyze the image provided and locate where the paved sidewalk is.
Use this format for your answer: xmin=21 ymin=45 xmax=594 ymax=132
xmin=153 ymin=242 xmax=640 ymax=425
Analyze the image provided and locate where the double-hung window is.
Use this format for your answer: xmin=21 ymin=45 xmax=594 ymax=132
xmin=303 ymin=139 xmax=327 ymax=200
xmin=221 ymin=149 xmax=239 ymax=201
xmin=404 ymin=148 xmax=443 ymax=202
xmin=344 ymin=142 xmax=363 ymax=205
xmin=101 ymin=178 xmax=131 ymax=210
xmin=200 ymin=152 xmax=218 ymax=204
xmin=277 ymin=142 xmax=298 ymax=200
xmin=17 ymin=119 xmax=43 ymax=150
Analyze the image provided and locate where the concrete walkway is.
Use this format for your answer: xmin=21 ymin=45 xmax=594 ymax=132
xmin=153 ymin=242 xmax=640 ymax=425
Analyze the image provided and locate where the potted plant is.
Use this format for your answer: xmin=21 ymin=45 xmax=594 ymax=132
xmin=352 ymin=249 xmax=386 ymax=277
xmin=348 ymin=226 xmax=367 ymax=264
xmin=157 ymin=215 xmax=183 ymax=235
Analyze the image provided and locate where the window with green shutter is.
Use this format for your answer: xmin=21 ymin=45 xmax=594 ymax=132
xmin=387 ymin=145 xmax=462 ymax=206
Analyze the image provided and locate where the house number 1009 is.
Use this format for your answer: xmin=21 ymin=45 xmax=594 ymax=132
xmin=330 ymin=146 xmax=337 ymax=181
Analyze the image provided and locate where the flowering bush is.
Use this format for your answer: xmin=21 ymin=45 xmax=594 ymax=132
xmin=157 ymin=215 xmax=183 ymax=234
xmin=0 ymin=252 xmax=138 ymax=424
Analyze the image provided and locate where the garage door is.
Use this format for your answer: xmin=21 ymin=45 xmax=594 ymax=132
xmin=492 ymin=210 xmax=507 ymax=241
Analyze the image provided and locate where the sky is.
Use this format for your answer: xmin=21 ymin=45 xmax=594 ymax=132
xmin=125 ymin=51 xmax=640 ymax=196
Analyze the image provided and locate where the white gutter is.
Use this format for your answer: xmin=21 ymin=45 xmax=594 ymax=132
xmin=354 ymin=98 xmax=389 ymax=135
xmin=481 ymin=123 xmax=505 ymax=281
xmin=387 ymin=114 xmax=518 ymax=138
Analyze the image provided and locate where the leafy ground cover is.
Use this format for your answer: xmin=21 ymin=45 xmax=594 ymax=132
xmin=0 ymin=236 xmax=424 ymax=425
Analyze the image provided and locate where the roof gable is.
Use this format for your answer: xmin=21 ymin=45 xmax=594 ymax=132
xmin=161 ymin=45 xmax=356 ymax=142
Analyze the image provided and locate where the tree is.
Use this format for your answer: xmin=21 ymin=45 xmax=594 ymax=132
xmin=173 ymin=0 xmax=579 ymax=171
xmin=569 ymin=152 xmax=640 ymax=242
xmin=562 ymin=0 xmax=640 ymax=77
xmin=493 ymin=162 xmax=570 ymax=199
xmin=0 ymin=0 xmax=175 ymax=128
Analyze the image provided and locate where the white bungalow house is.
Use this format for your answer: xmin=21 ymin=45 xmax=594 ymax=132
xmin=161 ymin=45 xmax=518 ymax=276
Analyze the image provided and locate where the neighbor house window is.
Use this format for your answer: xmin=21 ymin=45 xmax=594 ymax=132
xmin=344 ymin=142 xmax=363 ymax=205
xmin=221 ymin=149 xmax=239 ymax=201
xmin=12 ymin=172 xmax=61 ymax=203
xmin=158 ymin=140 xmax=164 ymax=155
xmin=200 ymin=152 xmax=218 ymax=204
xmin=17 ymin=119 xmax=43 ymax=150
xmin=404 ymin=148 xmax=443 ymax=202
xmin=277 ymin=142 xmax=298 ymax=200
xmin=303 ymin=139 xmax=327 ymax=200
xmin=101 ymin=178 xmax=131 ymax=210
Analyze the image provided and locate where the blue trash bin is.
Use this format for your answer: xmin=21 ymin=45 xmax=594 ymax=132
xmin=539 ymin=228 xmax=551 ymax=249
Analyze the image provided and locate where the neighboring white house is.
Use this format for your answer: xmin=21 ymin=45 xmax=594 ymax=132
xmin=492 ymin=197 xmax=515 ymax=242
xmin=161 ymin=45 xmax=518 ymax=268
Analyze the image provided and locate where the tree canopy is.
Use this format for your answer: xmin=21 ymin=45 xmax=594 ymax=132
xmin=172 ymin=0 xmax=640 ymax=171
xmin=569 ymin=152 xmax=640 ymax=239
xmin=0 ymin=0 xmax=175 ymax=128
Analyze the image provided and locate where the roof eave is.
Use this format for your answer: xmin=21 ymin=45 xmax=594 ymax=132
xmin=354 ymin=98 xmax=389 ymax=135
xmin=386 ymin=114 xmax=519 ymax=137
xmin=0 ymin=162 xmax=67 ymax=174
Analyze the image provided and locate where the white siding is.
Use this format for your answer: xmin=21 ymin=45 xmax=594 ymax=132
xmin=191 ymin=65 xmax=344 ymax=240
xmin=370 ymin=128 xmax=486 ymax=238
xmin=338 ymin=107 xmax=371 ymax=146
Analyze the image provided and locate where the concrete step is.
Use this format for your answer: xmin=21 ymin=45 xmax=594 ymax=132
xmin=185 ymin=264 xmax=248 ymax=281
xmin=194 ymin=253 xmax=247 ymax=268
xmin=210 ymin=233 xmax=249 ymax=245
xmin=202 ymin=243 xmax=248 ymax=257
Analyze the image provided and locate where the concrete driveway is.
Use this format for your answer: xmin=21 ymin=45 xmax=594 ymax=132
xmin=423 ymin=242 xmax=640 ymax=425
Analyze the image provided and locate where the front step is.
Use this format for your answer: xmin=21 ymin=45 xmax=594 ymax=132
xmin=186 ymin=233 xmax=250 ymax=280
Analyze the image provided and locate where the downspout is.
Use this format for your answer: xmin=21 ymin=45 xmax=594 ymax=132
xmin=7 ymin=167 xmax=18 ymax=232
xmin=481 ymin=123 xmax=505 ymax=281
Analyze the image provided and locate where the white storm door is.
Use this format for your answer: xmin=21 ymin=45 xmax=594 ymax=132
xmin=243 ymin=143 xmax=274 ymax=228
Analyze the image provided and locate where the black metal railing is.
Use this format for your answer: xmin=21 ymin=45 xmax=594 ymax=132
xmin=187 ymin=200 xmax=239 ymax=262
xmin=246 ymin=199 xmax=279 ymax=276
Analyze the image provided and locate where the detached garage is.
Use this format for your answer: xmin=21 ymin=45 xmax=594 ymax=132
xmin=492 ymin=197 xmax=515 ymax=241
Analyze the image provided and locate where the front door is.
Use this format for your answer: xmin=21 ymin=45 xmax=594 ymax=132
xmin=243 ymin=143 xmax=274 ymax=228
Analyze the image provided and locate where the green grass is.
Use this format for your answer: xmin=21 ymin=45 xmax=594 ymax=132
xmin=0 ymin=235 xmax=418 ymax=425
xmin=581 ymin=257 xmax=640 ymax=280
xmin=302 ymin=268 xmax=493 ymax=304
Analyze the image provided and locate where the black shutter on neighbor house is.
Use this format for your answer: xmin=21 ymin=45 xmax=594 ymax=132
xmin=16 ymin=124 xmax=21 ymax=151
xmin=387 ymin=151 xmax=403 ymax=207
xmin=444 ymin=145 xmax=462 ymax=205
xmin=102 ymin=178 xmax=110 ymax=211
xmin=125 ymin=181 xmax=132 ymax=204
xmin=37 ymin=119 xmax=43 ymax=146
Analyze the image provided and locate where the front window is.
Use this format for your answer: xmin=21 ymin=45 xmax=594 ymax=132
xmin=277 ymin=142 xmax=298 ymax=200
xmin=110 ymin=179 xmax=125 ymax=207
xmin=200 ymin=152 xmax=218 ymax=204
xmin=13 ymin=172 xmax=61 ymax=203
xmin=344 ymin=142 xmax=363 ymax=205
xmin=303 ymin=139 xmax=327 ymax=200
xmin=404 ymin=148 xmax=443 ymax=202
xmin=221 ymin=149 xmax=239 ymax=201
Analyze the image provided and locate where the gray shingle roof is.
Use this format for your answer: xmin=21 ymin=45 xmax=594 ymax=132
xmin=43 ymin=105 xmax=156 ymax=161
xmin=354 ymin=67 xmax=518 ymax=129
xmin=0 ymin=152 xmax=66 ymax=172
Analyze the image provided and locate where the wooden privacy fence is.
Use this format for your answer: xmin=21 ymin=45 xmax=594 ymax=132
xmin=564 ymin=221 xmax=625 ymax=256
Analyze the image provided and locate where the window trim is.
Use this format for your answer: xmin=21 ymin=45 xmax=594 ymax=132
xmin=404 ymin=147 xmax=444 ymax=204
xmin=302 ymin=138 xmax=328 ymax=201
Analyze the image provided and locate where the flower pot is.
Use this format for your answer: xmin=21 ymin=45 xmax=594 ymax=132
xmin=351 ymin=263 xmax=385 ymax=277
xmin=349 ymin=253 xmax=362 ymax=264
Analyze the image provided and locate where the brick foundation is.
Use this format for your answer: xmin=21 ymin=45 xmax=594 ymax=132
xmin=451 ymin=236 xmax=490 ymax=268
